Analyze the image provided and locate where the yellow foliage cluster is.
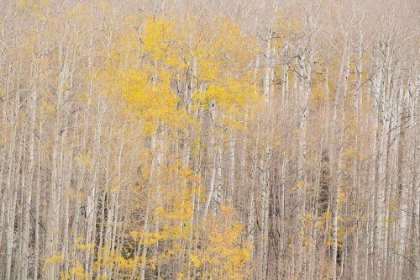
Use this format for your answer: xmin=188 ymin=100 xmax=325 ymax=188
xmin=99 ymin=13 xmax=260 ymax=137
xmin=191 ymin=205 xmax=252 ymax=280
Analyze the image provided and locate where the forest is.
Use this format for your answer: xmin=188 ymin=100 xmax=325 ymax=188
xmin=0 ymin=0 xmax=420 ymax=279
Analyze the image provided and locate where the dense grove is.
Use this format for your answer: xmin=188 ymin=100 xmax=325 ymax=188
xmin=1 ymin=0 xmax=420 ymax=279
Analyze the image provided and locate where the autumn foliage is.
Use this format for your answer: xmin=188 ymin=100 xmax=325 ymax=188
xmin=1 ymin=0 xmax=420 ymax=279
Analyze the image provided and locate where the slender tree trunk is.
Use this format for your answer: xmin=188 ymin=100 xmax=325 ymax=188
xmin=5 ymin=87 xmax=21 ymax=280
